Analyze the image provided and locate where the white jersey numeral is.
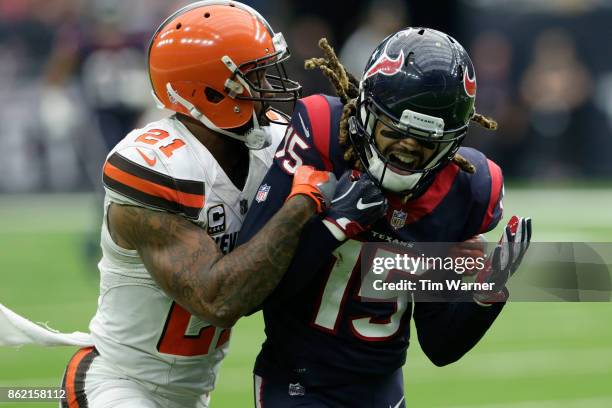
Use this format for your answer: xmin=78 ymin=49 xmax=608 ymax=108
xmin=274 ymin=126 xmax=310 ymax=174
xmin=313 ymin=241 xmax=410 ymax=340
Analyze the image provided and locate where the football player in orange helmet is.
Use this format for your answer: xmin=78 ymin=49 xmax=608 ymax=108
xmin=54 ymin=2 xmax=386 ymax=407
xmin=148 ymin=0 xmax=302 ymax=150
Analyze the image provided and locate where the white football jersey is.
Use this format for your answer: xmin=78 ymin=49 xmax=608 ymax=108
xmin=89 ymin=114 xmax=286 ymax=399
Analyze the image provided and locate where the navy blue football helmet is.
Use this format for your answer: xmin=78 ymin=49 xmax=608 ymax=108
xmin=349 ymin=28 xmax=477 ymax=194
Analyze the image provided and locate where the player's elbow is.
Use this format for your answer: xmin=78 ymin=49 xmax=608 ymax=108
xmin=420 ymin=343 xmax=465 ymax=367
xmin=199 ymin=304 xmax=239 ymax=329
xmin=184 ymin=300 xmax=239 ymax=329
xmin=426 ymin=352 xmax=461 ymax=367
xmin=209 ymin=312 xmax=238 ymax=329
xmin=190 ymin=311 xmax=236 ymax=329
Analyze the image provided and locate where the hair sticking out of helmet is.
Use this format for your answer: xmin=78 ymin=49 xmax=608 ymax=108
xmin=305 ymin=39 xmax=359 ymax=104
xmin=305 ymin=32 xmax=497 ymax=194
xmin=148 ymin=1 xmax=301 ymax=149
xmin=305 ymin=38 xmax=360 ymax=166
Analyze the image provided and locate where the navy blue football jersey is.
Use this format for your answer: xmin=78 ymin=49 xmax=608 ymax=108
xmin=238 ymin=95 xmax=505 ymax=385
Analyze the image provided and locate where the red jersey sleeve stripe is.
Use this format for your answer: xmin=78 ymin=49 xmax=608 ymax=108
xmin=302 ymin=95 xmax=333 ymax=171
xmin=479 ymin=159 xmax=504 ymax=233
xmin=386 ymin=162 xmax=460 ymax=225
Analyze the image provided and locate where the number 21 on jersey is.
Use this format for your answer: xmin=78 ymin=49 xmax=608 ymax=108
xmin=136 ymin=129 xmax=186 ymax=158
xmin=157 ymin=302 xmax=230 ymax=357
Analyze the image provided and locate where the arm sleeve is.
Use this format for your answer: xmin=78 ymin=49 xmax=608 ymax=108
xmin=413 ymin=299 xmax=506 ymax=367
xmin=413 ymin=150 xmax=507 ymax=366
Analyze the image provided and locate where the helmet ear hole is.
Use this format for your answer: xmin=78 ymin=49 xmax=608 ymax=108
xmin=205 ymin=87 xmax=225 ymax=104
xmin=406 ymin=52 xmax=414 ymax=67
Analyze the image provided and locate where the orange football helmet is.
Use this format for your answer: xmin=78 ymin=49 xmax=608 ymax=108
xmin=148 ymin=1 xmax=301 ymax=148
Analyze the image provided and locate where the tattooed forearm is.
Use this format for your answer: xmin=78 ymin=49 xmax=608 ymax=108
xmin=108 ymin=197 xmax=316 ymax=328
xmin=108 ymin=203 xmax=224 ymax=323
xmin=207 ymin=195 xmax=315 ymax=323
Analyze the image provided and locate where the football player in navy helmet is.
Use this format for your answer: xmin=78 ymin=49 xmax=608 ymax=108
xmin=238 ymin=28 xmax=531 ymax=407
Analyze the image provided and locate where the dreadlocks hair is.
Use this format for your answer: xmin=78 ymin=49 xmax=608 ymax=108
xmin=304 ymin=38 xmax=498 ymax=175
xmin=305 ymin=38 xmax=362 ymax=168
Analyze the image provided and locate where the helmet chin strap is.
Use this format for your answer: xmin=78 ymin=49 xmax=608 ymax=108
xmin=165 ymin=83 xmax=271 ymax=150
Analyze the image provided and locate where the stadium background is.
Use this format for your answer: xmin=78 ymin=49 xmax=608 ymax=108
xmin=1 ymin=0 xmax=611 ymax=406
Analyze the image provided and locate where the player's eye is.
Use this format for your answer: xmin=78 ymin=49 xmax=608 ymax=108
xmin=380 ymin=129 xmax=404 ymax=139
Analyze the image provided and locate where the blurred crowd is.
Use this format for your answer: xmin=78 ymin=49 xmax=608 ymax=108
xmin=1 ymin=0 xmax=611 ymax=193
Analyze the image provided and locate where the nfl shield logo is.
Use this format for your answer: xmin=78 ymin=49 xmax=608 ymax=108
xmin=390 ymin=209 xmax=407 ymax=229
xmin=288 ymin=382 xmax=305 ymax=396
xmin=256 ymin=184 xmax=271 ymax=203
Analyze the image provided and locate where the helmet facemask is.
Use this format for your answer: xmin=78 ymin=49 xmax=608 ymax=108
xmin=233 ymin=34 xmax=301 ymax=103
xmin=350 ymin=93 xmax=469 ymax=194
xmin=223 ymin=32 xmax=301 ymax=126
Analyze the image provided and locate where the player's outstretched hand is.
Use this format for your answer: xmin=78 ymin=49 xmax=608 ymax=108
xmin=322 ymin=170 xmax=387 ymax=241
xmin=473 ymin=216 xmax=532 ymax=305
xmin=449 ymin=234 xmax=487 ymax=276
xmin=287 ymin=165 xmax=337 ymax=213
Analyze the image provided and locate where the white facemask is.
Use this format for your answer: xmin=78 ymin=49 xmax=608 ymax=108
xmin=367 ymin=147 xmax=423 ymax=192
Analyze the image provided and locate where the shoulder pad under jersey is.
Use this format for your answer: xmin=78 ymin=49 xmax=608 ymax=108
xmin=274 ymin=94 xmax=347 ymax=175
xmin=102 ymin=118 xmax=206 ymax=220
xmin=458 ymin=147 xmax=504 ymax=234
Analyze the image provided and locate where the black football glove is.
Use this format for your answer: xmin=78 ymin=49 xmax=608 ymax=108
xmin=474 ymin=216 xmax=532 ymax=305
xmin=322 ymin=170 xmax=387 ymax=241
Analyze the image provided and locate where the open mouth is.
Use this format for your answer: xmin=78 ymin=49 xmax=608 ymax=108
xmin=387 ymin=151 xmax=421 ymax=171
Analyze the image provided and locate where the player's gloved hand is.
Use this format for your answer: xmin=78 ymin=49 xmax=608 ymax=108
xmin=473 ymin=216 xmax=532 ymax=305
xmin=286 ymin=165 xmax=337 ymax=213
xmin=449 ymin=234 xmax=487 ymax=276
xmin=322 ymin=170 xmax=387 ymax=241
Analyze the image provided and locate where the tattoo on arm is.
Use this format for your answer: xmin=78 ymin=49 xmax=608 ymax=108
xmin=208 ymin=195 xmax=315 ymax=323
xmin=108 ymin=196 xmax=315 ymax=327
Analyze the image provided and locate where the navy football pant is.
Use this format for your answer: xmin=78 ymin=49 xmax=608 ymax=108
xmin=253 ymin=369 xmax=406 ymax=408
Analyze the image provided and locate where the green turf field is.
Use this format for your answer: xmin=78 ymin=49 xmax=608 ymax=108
xmin=1 ymin=188 xmax=611 ymax=407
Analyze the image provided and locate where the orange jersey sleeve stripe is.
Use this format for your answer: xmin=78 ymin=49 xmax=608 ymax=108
xmin=104 ymin=162 xmax=204 ymax=209
xmin=64 ymin=347 xmax=95 ymax=408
